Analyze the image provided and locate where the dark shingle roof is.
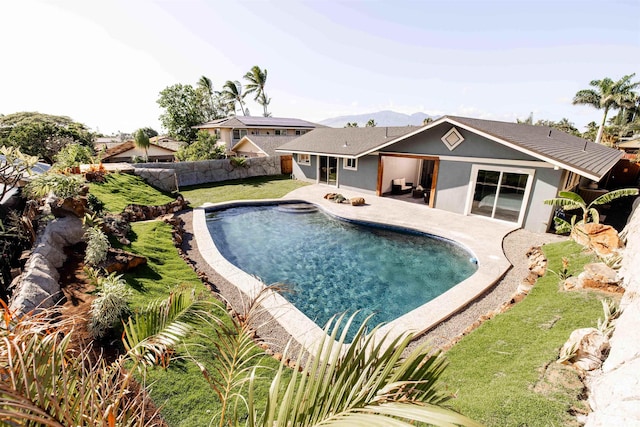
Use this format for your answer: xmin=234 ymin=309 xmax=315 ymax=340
xmin=279 ymin=116 xmax=622 ymax=180
xmin=233 ymin=135 xmax=298 ymax=157
xmin=276 ymin=126 xmax=418 ymax=157
xmin=195 ymin=116 xmax=321 ymax=129
xmin=442 ymin=116 xmax=622 ymax=180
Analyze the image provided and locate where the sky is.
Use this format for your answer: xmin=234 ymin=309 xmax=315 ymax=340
xmin=1 ymin=0 xmax=638 ymax=135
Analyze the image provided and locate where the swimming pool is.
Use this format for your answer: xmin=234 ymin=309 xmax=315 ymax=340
xmin=205 ymin=202 xmax=478 ymax=334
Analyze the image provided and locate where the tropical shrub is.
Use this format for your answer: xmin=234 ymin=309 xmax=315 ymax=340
xmin=0 ymin=145 xmax=39 ymax=201
xmin=544 ymin=189 xmax=639 ymax=233
xmin=52 ymin=143 xmax=95 ymax=170
xmin=230 ymin=156 xmax=248 ymax=168
xmin=89 ymin=272 xmax=132 ymax=339
xmin=84 ymin=226 xmax=109 ymax=267
xmin=175 ymin=130 xmax=225 ymax=161
xmin=23 ymin=172 xmax=85 ymax=199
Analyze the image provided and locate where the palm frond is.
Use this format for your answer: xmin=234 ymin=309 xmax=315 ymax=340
xmin=254 ymin=313 xmax=477 ymax=427
xmin=122 ymin=288 xmax=210 ymax=367
xmin=590 ymin=188 xmax=639 ymax=206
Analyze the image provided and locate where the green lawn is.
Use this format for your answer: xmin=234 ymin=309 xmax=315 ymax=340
xmin=121 ymin=222 xmax=281 ymax=426
xmin=440 ymin=240 xmax=606 ymax=426
xmin=88 ymin=173 xmax=296 ymax=426
xmin=180 ymin=174 xmax=309 ymax=207
xmin=88 ymin=172 xmax=174 ymax=212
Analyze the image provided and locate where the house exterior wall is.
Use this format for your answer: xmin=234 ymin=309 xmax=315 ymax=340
xmin=291 ymin=153 xmax=318 ymax=183
xmin=432 ymin=160 xmax=472 ymax=213
xmin=233 ymin=140 xmax=264 ymax=157
xmin=338 ymin=155 xmax=378 ymax=192
xmin=523 ymin=168 xmax=563 ymax=232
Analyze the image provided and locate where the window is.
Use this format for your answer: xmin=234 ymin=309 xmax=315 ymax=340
xmin=275 ymin=130 xmax=287 ymax=136
xmin=295 ymin=130 xmax=307 ymax=136
xmin=297 ymin=153 xmax=310 ymax=165
xmin=343 ymin=158 xmax=357 ymax=170
xmin=466 ymin=165 xmax=534 ymax=225
xmin=232 ymin=129 xmax=247 ymax=140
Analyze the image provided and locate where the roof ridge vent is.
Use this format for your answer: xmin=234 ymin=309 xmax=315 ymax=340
xmin=548 ymin=130 xmax=552 ymax=138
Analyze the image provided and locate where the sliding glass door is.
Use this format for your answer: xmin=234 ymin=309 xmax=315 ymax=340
xmin=319 ymin=156 xmax=338 ymax=186
xmin=468 ymin=165 xmax=534 ymax=224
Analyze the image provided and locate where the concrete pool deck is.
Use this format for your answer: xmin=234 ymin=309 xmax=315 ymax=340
xmin=193 ymin=184 xmax=518 ymax=352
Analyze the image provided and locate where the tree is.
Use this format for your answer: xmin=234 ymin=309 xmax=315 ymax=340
xmin=0 ymin=112 xmax=93 ymax=163
xmin=157 ymin=84 xmax=206 ymax=142
xmin=52 ymin=143 xmax=95 ymax=170
xmin=534 ymin=118 xmax=581 ymax=137
xmin=0 ymin=145 xmax=38 ymax=201
xmin=134 ymin=128 xmax=150 ymax=161
xmin=244 ymin=65 xmax=271 ymax=117
xmin=423 ymin=117 xmax=434 ymax=125
xmin=197 ymin=75 xmax=226 ymax=121
xmin=139 ymin=127 xmax=158 ymax=139
xmin=517 ymin=112 xmax=534 ymax=125
xmin=221 ymin=80 xmax=248 ymax=116
xmin=175 ymin=130 xmax=225 ymax=161
xmin=365 ymin=119 xmax=377 ymax=127
xmin=573 ymin=73 xmax=640 ymax=144
xmin=344 ymin=122 xmax=359 ymax=128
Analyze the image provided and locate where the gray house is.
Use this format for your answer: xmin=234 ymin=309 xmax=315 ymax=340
xmin=276 ymin=115 xmax=622 ymax=233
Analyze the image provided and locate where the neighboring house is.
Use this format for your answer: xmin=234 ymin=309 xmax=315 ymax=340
xmin=93 ymin=136 xmax=121 ymax=152
xmin=276 ymin=115 xmax=623 ymax=233
xmin=100 ymin=140 xmax=178 ymax=163
xmin=618 ymin=138 xmax=640 ymax=158
xmin=150 ymin=135 xmax=185 ymax=152
xmin=194 ymin=116 xmax=321 ymax=150
xmin=230 ymin=135 xmax=298 ymax=158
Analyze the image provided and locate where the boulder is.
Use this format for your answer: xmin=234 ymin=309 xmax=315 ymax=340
xmin=350 ymin=197 xmax=365 ymax=206
xmin=51 ymin=196 xmax=88 ymax=218
xmin=102 ymin=248 xmax=147 ymax=273
xmin=560 ymin=327 xmax=610 ymax=371
xmin=572 ymin=223 xmax=622 ymax=256
xmin=577 ymin=263 xmax=623 ymax=293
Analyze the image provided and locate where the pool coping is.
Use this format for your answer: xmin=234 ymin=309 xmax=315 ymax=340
xmin=193 ymin=186 xmax=517 ymax=352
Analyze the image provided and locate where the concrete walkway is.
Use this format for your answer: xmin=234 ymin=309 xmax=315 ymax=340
xmin=194 ymin=184 xmax=517 ymax=351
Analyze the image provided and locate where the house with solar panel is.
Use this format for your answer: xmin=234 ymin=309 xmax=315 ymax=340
xmin=194 ymin=116 xmax=322 ymax=152
xmin=276 ymin=115 xmax=624 ymax=233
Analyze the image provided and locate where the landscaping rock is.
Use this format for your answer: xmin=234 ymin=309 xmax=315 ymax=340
xmin=121 ymin=195 xmax=189 ymax=222
xmin=560 ymin=327 xmax=609 ymax=371
xmin=102 ymin=248 xmax=147 ymax=273
xmin=572 ymin=223 xmax=622 ymax=257
xmin=350 ymin=197 xmax=365 ymax=206
xmin=577 ymin=263 xmax=622 ymax=293
xmin=51 ymin=196 xmax=88 ymax=218
xmin=9 ymin=216 xmax=84 ymax=315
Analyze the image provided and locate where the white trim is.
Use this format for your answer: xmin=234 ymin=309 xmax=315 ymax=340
xmin=441 ymin=126 xmax=464 ymax=150
xmin=378 ymin=152 xmax=555 ymax=168
xmin=343 ymin=158 xmax=357 ymax=170
xmin=232 ymin=137 xmax=269 ymax=157
xmin=464 ymin=164 xmax=535 ymax=227
xmin=297 ymin=153 xmax=311 ymax=165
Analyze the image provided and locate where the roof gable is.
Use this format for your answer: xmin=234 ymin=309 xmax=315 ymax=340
xmin=233 ymin=135 xmax=298 ymax=156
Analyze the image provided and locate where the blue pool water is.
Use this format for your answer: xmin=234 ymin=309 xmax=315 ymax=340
xmin=206 ymin=203 xmax=477 ymax=334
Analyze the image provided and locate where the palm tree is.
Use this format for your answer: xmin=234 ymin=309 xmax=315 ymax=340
xmin=365 ymin=118 xmax=377 ymax=127
xmin=573 ymin=73 xmax=640 ymax=144
xmin=221 ymin=80 xmax=248 ymax=116
xmin=133 ymin=128 xmax=150 ymax=162
xmin=244 ymin=65 xmax=271 ymax=117
xmin=198 ymin=75 xmax=217 ymax=120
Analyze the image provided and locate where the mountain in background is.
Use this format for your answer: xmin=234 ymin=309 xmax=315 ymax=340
xmin=319 ymin=110 xmax=438 ymax=128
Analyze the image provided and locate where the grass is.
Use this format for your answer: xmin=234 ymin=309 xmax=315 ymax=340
xmin=440 ymin=240 xmax=609 ymax=426
xmin=88 ymin=173 xmax=175 ymax=212
xmin=88 ymin=173 xmax=294 ymax=426
xmin=180 ymin=174 xmax=309 ymax=207
xmin=121 ymin=221 xmax=282 ymax=426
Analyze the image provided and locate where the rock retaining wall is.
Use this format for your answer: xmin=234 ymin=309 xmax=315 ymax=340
xmin=584 ymin=201 xmax=640 ymax=426
xmin=9 ymin=216 xmax=85 ymax=315
xmin=134 ymin=156 xmax=281 ymax=188
xmin=134 ymin=168 xmax=178 ymax=193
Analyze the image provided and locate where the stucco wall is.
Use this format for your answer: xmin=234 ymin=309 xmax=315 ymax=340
xmin=432 ymin=160 xmax=472 ymax=214
xmin=135 ymin=156 xmax=281 ymax=187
